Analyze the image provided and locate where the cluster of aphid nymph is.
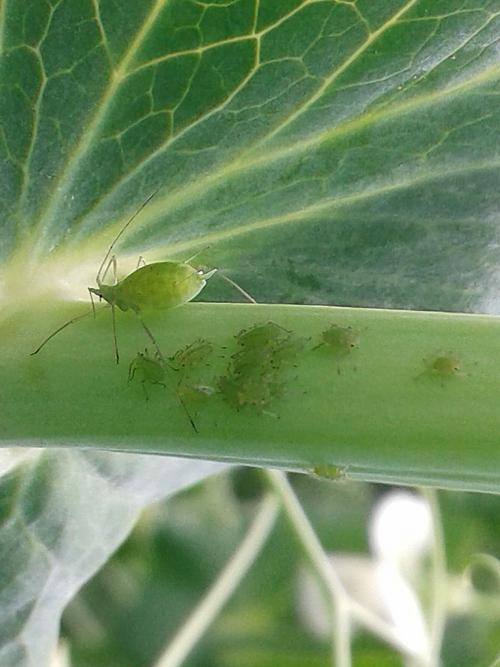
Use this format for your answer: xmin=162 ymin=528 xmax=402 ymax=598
xmin=30 ymin=192 xmax=463 ymax=434
xmin=218 ymin=322 xmax=305 ymax=414
xmin=127 ymin=339 xmax=217 ymax=431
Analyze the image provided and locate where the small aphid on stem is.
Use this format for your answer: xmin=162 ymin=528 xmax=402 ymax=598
xmin=313 ymin=323 xmax=360 ymax=357
xmin=429 ymin=355 xmax=461 ymax=376
xmin=310 ymin=464 xmax=345 ymax=481
xmin=218 ymin=373 xmax=284 ymax=412
xmin=128 ymin=349 xmax=166 ymax=400
xmin=128 ymin=348 xmax=198 ymax=432
xmin=169 ymin=338 xmax=214 ymax=371
xmin=235 ymin=321 xmax=291 ymax=350
xmin=419 ymin=353 xmax=462 ymax=386
xmin=219 ymin=321 xmax=301 ymax=413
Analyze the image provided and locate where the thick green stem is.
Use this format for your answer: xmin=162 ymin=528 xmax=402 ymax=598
xmin=4 ymin=300 xmax=500 ymax=492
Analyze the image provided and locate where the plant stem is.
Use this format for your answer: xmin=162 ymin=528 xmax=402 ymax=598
xmin=265 ymin=469 xmax=426 ymax=662
xmin=422 ymin=488 xmax=447 ymax=666
xmin=265 ymin=469 xmax=352 ymax=667
xmin=152 ymin=494 xmax=279 ymax=667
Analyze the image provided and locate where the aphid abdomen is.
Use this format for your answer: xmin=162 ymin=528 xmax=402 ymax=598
xmin=116 ymin=262 xmax=205 ymax=312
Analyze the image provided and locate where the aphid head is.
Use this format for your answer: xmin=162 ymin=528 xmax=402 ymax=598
xmin=89 ymin=284 xmax=115 ymax=306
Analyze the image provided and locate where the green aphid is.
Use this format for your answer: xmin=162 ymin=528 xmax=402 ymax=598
xmin=218 ymin=373 xmax=283 ymax=412
xmin=420 ymin=354 xmax=461 ymax=384
xmin=231 ymin=345 xmax=274 ymax=374
xmin=220 ymin=321 xmax=299 ymax=414
xmin=314 ymin=324 xmax=360 ymax=357
xmin=170 ymin=338 xmax=214 ymax=371
xmin=217 ymin=375 xmax=241 ymax=410
xmin=128 ymin=349 xmax=166 ymax=400
xmin=128 ymin=349 xmax=199 ymax=431
xmin=310 ymin=464 xmax=345 ymax=481
xmin=270 ymin=336 xmax=305 ymax=367
xmin=429 ymin=355 xmax=461 ymax=376
xmin=235 ymin=321 xmax=291 ymax=350
xmin=31 ymin=190 xmax=216 ymax=364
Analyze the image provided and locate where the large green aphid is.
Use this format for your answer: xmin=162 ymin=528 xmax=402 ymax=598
xmin=31 ymin=191 xmax=216 ymax=363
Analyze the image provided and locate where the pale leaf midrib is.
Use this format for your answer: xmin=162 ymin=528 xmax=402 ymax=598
xmin=28 ymin=0 xmax=168 ymax=258
xmin=27 ymin=0 xmax=417 ymax=258
xmin=59 ymin=0 xmax=432 ymax=248
xmin=117 ymin=155 xmax=500 ymax=260
xmin=68 ymin=55 xmax=500 ymax=258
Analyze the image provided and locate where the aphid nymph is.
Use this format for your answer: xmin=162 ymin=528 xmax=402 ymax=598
xmin=419 ymin=353 xmax=462 ymax=385
xmin=128 ymin=348 xmax=199 ymax=432
xmin=128 ymin=348 xmax=166 ymax=400
xmin=31 ymin=191 xmax=216 ymax=363
xmin=169 ymin=338 xmax=214 ymax=371
xmin=235 ymin=321 xmax=291 ymax=349
xmin=314 ymin=323 xmax=359 ymax=356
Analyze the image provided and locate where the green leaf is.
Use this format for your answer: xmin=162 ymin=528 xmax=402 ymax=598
xmin=0 ymin=449 xmax=224 ymax=666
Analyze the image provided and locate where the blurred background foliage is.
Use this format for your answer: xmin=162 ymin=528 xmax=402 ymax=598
xmin=62 ymin=472 xmax=500 ymax=666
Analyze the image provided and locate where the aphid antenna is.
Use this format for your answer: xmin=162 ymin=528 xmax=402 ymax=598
xmin=218 ymin=273 xmax=257 ymax=304
xmin=96 ymin=188 xmax=161 ymax=286
xmin=184 ymin=246 xmax=211 ymax=264
xmin=88 ymin=287 xmax=96 ymax=319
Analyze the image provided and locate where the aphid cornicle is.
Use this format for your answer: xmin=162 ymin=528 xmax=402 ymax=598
xmin=31 ymin=191 xmax=216 ymax=363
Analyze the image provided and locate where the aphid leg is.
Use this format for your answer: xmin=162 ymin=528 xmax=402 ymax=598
xmin=138 ymin=316 xmax=165 ymax=363
xmin=175 ymin=381 xmax=199 ymax=434
xmin=128 ymin=361 xmax=136 ymax=383
xmin=218 ymin=273 xmax=257 ymax=304
xmin=140 ymin=319 xmax=198 ymax=432
xmin=88 ymin=288 xmax=96 ymax=319
xmin=136 ymin=256 xmax=146 ymax=269
xmin=31 ymin=311 xmax=94 ymax=356
xmin=101 ymin=255 xmax=118 ymax=286
xmin=111 ymin=304 xmax=120 ymax=364
xmin=142 ymin=381 xmax=151 ymax=401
